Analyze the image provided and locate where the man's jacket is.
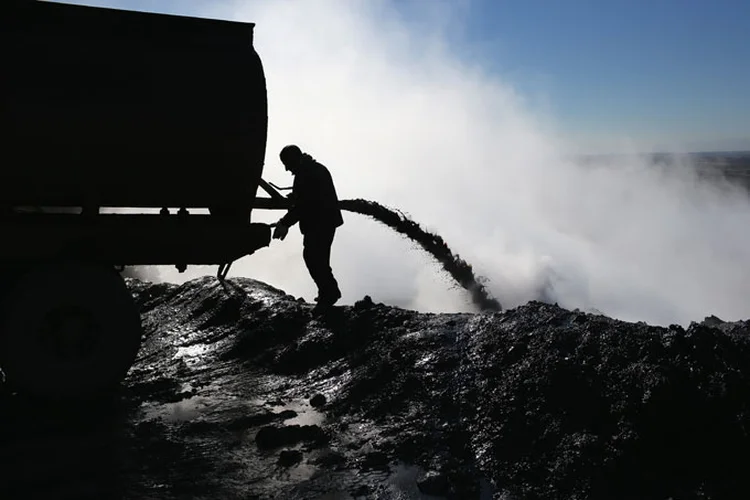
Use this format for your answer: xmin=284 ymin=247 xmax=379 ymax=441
xmin=279 ymin=154 xmax=344 ymax=234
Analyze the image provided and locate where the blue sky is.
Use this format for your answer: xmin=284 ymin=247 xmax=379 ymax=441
xmin=50 ymin=0 xmax=750 ymax=152
xmin=399 ymin=0 xmax=750 ymax=152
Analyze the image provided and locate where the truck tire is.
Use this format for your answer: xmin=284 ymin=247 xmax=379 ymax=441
xmin=0 ymin=261 xmax=143 ymax=401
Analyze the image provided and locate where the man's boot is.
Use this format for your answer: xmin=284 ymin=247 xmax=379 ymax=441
xmin=314 ymin=288 xmax=341 ymax=311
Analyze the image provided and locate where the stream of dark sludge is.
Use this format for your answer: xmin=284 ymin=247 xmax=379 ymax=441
xmin=339 ymin=198 xmax=502 ymax=312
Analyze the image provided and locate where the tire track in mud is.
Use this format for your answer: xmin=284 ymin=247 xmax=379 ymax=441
xmin=340 ymin=198 xmax=502 ymax=312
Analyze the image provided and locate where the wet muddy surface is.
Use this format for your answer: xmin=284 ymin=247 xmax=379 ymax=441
xmin=2 ymin=276 xmax=750 ymax=499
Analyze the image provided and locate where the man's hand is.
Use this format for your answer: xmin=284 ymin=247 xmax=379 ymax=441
xmin=272 ymin=222 xmax=289 ymax=241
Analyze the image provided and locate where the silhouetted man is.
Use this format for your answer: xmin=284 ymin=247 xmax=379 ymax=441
xmin=272 ymin=145 xmax=343 ymax=310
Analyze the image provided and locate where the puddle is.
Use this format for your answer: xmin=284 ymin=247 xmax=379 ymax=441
xmin=250 ymin=398 xmax=326 ymax=427
xmin=284 ymin=405 xmax=325 ymax=427
xmin=141 ymin=395 xmax=213 ymax=422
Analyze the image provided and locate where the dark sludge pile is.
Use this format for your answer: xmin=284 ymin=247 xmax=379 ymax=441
xmin=340 ymin=198 xmax=502 ymax=312
xmin=2 ymin=277 xmax=750 ymax=500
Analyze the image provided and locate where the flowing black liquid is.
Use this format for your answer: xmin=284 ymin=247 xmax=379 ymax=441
xmin=339 ymin=199 xmax=502 ymax=312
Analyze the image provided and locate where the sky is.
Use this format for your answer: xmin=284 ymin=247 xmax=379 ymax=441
xmin=410 ymin=0 xmax=750 ymax=153
xmin=44 ymin=0 xmax=750 ymax=326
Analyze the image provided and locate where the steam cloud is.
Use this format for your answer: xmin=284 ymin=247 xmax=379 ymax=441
xmin=117 ymin=0 xmax=750 ymax=327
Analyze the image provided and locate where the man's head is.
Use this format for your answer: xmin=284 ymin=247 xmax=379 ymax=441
xmin=280 ymin=144 xmax=303 ymax=174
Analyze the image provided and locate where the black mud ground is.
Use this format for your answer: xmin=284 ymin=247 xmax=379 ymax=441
xmin=1 ymin=276 xmax=750 ymax=499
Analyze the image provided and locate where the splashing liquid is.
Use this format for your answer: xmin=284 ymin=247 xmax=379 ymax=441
xmin=339 ymin=199 xmax=502 ymax=312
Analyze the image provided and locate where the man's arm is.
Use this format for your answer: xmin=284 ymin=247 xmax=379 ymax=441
xmin=278 ymin=178 xmax=303 ymax=227
xmin=273 ymin=194 xmax=298 ymax=240
xmin=278 ymin=204 xmax=300 ymax=227
xmin=276 ymin=170 xmax=317 ymax=229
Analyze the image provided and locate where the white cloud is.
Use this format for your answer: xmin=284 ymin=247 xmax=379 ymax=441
xmin=117 ymin=0 xmax=750 ymax=326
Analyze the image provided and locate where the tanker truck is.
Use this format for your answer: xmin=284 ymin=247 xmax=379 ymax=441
xmin=0 ymin=0 xmax=290 ymax=400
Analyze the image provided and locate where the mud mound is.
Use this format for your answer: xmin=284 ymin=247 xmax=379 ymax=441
xmin=461 ymin=305 xmax=750 ymax=499
xmin=340 ymin=198 xmax=502 ymax=312
xmin=2 ymin=276 xmax=750 ymax=499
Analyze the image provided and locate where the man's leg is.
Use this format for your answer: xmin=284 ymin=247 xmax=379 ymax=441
xmin=319 ymin=228 xmax=341 ymax=301
xmin=303 ymin=228 xmax=340 ymax=305
xmin=303 ymin=234 xmax=324 ymax=297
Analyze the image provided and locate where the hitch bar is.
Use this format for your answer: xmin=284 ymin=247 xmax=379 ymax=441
xmin=258 ymin=179 xmax=290 ymax=200
xmin=269 ymin=182 xmax=293 ymax=192
xmin=218 ymin=261 xmax=233 ymax=280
